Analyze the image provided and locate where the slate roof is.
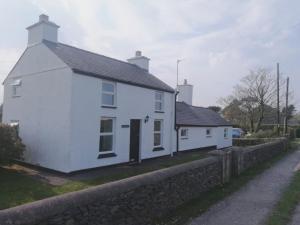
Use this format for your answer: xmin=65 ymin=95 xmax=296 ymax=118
xmin=176 ymin=102 xmax=232 ymax=127
xmin=43 ymin=40 xmax=174 ymax=93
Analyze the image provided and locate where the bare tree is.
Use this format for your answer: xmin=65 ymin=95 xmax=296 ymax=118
xmin=235 ymin=69 xmax=277 ymax=132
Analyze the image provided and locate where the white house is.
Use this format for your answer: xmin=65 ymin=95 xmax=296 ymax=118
xmin=2 ymin=15 xmax=176 ymax=173
xmin=2 ymin=15 xmax=232 ymax=173
xmin=176 ymin=80 xmax=232 ymax=151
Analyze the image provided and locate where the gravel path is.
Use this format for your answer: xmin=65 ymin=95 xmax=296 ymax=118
xmin=188 ymin=150 xmax=300 ymax=225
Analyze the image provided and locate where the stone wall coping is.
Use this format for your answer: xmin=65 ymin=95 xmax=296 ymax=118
xmin=0 ymin=156 xmax=218 ymax=224
xmin=232 ymin=138 xmax=286 ymax=154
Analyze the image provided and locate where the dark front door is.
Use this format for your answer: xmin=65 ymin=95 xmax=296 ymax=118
xmin=129 ymin=119 xmax=140 ymax=163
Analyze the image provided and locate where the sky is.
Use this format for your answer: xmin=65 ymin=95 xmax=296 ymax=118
xmin=1 ymin=0 xmax=300 ymax=109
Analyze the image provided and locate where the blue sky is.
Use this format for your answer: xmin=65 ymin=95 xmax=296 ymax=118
xmin=1 ymin=0 xmax=300 ymax=109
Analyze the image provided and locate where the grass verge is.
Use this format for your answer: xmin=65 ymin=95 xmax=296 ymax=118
xmin=264 ymin=172 xmax=300 ymax=225
xmin=0 ymin=150 xmax=208 ymax=210
xmin=154 ymin=140 xmax=299 ymax=225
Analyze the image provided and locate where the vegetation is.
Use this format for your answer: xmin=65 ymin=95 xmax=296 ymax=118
xmin=0 ymin=124 xmax=25 ymax=166
xmin=220 ymin=68 xmax=295 ymax=134
xmin=265 ymin=172 xmax=300 ymax=225
xmin=0 ymin=150 xmax=208 ymax=210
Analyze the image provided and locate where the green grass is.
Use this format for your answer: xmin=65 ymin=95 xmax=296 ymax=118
xmin=154 ymin=140 xmax=299 ymax=225
xmin=265 ymin=172 xmax=300 ymax=225
xmin=0 ymin=150 xmax=208 ymax=210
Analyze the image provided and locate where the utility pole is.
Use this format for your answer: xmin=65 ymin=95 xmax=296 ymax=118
xmin=277 ymin=63 xmax=280 ymax=136
xmin=284 ymin=77 xmax=289 ymax=135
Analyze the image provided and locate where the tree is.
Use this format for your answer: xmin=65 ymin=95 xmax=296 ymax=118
xmin=0 ymin=124 xmax=25 ymax=165
xmin=208 ymin=106 xmax=222 ymax=113
xmin=282 ymin=104 xmax=296 ymax=121
xmin=235 ymin=68 xmax=277 ymax=132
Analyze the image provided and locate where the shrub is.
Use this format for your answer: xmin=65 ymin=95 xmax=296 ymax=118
xmin=296 ymin=128 xmax=300 ymax=138
xmin=249 ymin=129 xmax=278 ymax=139
xmin=289 ymin=128 xmax=296 ymax=140
xmin=0 ymin=124 xmax=25 ymax=165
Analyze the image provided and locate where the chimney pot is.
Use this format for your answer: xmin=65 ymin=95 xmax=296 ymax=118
xmin=184 ymin=79 xmax=187 ymax=85
xmin=136 ymin=51 xmax=142 ymax=57
xmin=39 ymin=14 xmax=49 ymax=22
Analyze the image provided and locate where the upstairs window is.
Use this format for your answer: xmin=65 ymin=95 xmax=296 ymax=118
xmin=224 ymin=128 xmax=229 ymax=138
xmin=99 ymin=117 xmax=115 ymax=153
xmin=155 ymin=91 xmax=164 ymax=112
xmin=154 ymin=120 xmax=163 ymax=147
xmin=181 ymin=128 xmax=188 ymax=139
xmin=11 ymin=79 xmax=21 ymax=97
xmin=102 ymin=81 xmax=116 ymax=107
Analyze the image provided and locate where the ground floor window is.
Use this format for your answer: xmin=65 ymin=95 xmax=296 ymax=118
xmin=99 ymin=117 xmax=114 ymax=153
xmin=224 ymin=128 xmax=228 ymax=138
xmin=181 ymin=128 xmax=188 ymax=139
xmin=154 ymin=120 xmax=163 ymax=147
xmin=206 ymin=128 xmax=212 ymax=137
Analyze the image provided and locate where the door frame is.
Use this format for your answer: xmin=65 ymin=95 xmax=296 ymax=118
xmin=129 ymin=119 xmax=142 ymax=163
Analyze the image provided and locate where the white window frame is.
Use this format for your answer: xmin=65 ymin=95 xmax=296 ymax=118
xmin=99 ymin=117 xmax=115 ymax=154
xmin=154 ymin=119 xmax=163 ymax=147
xmin=101 ymin=81 xmax=116 ymax=107
xmin=180 ymin=128 xmax=188 ymax=139
xmin=206 ymin=128 xmax=212 ymax=137
xmin=10 ymin=79 xmax=21 ymax=97
xmin=224 ymin=128 xmax=229 ymax=138
xmin=155 ymin=91 xmax=164 ymax=112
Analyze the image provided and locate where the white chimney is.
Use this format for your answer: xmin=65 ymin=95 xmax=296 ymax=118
xmin=26 ymin=14 xmax=60 ymax=46
xmin=127 ymin=51 xmax=150 ymax=72
xmin=177 ymin=79 xmax=193 ymax=105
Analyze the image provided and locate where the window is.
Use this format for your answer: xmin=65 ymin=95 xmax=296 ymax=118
xmin=11 ymin=79 xmax=21 ymax=97
xmin=102 ymin=81 xmax=116 ymax=106
xmin=224 ymin=128 xmax=228 ymax=138
xmin=99 ymin=117 xmax=114 ymax=153
xmin=155 ymin=91 xmax=164 ymax=112
xmin=206 ymin=128 xmax=212 ymax=137
xmin=154 ymin=120 xmax=163 ymax=147
xmin=181 ymin=128 xmax=188 ymax=139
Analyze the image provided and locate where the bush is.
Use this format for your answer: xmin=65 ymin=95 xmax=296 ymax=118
xmin=0 ymin=124 xmax=25 ymax=165
xmin=249 ymin=129 xmax=278 ymax=139
xmin=296 ymin=128 xmax=300 ymax=138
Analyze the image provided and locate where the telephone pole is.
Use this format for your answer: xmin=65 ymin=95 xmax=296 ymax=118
xmin=277 ymin=63 xmax=280 ymax=136
xmin=284 ymin=77 xmax=289 ymax=135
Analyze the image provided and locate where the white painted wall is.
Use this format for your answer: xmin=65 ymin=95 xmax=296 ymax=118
xmin=2 ymin=43 xmax=73 ymax=172
xmin=178 ymin=126 xmax=232 ymax=151
xmin=178 ymin=127 xmax=217 ymax=151
xmin=216 ymin=126 xmax=232 ymax=149
xmin=68 ymin=73 xmax=175 ymax=171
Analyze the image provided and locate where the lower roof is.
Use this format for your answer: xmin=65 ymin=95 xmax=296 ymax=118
xmin=176 ymin=102 xmax=232 ymax=127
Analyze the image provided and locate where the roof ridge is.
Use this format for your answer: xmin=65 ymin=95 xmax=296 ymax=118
xmin=44 ymin=40 xmax=151 ymax=74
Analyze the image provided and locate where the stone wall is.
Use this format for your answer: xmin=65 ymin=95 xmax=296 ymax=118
xmin=0 ymin=138 xmax=288 ymax=225
xmin=0 ymin=157 xmax=222 ymax=225
xmin=232 ymin=138 xmax=288 ymax=175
